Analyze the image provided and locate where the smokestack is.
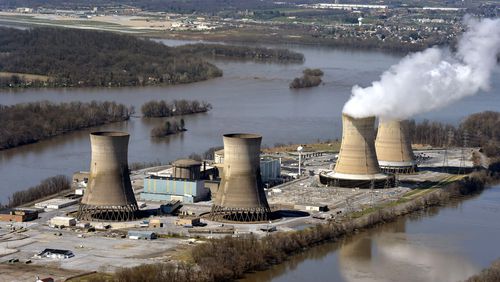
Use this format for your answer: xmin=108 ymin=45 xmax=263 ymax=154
xmin=375 ymin=120 xmax=417 ymax=173
xmin=210 ymin=133 xmax=271 ymax=222
xmin=77 ymin=131 xmax=138 ymax=221
xmin=321 ymin=114 xmax=391 ymax=188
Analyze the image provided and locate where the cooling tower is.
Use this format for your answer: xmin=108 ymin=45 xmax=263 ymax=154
xmin=375 ymin=119 xmax=417 ymax=173
xmin=321 ymin=114 xmax=392 ymax=188
xmin=210 ymin=133 xmax=271 ymax=222
xmin=77 ymin=131 xmax=138 ymax=221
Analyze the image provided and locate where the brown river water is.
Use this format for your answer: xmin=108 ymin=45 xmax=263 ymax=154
xmin=242 ymin=186 xmax=500 ymax=282
xmin=1 ymin=40 xmax=499 ymax=203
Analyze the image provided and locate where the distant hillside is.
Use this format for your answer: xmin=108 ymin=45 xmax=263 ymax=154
xmin=0 ymin=27 xmax=222 ymax=88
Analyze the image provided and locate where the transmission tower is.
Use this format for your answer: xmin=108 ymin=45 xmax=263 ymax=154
xmin=442 ymin=129 xmax=454 ymax=171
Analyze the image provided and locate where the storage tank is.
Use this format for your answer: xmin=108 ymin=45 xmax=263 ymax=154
xmin=210 ymin=133 xmax=271 ymax=222
xmin=77 ymin=131 xmax=138 ymax=221
xmin=321 ymin=114 xmax=392 ymax=188
xmin=172 ymin=159 xmax=201 ymax=179
xmin=375 ymin=119 xmax=417 ymax=173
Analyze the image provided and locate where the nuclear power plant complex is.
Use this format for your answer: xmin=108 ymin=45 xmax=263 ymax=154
xmin=0 ymin=112 xmax=478 ymax=274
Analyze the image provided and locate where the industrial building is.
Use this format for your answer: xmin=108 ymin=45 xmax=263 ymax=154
xmin=210 ymin=133 xmax=271 ymax=222
xmin=36 ymin=249 xmax=74 ymax=259
xmin=35 ymin=198 xmax=79 ymax=210
xmin=140 ymin=159 xmax=210 ymax=203
xmin=77 ymin=131 xmax=138 ymax=222
xmin=375 ymin=119 xmax=417 ymax=173
xmin=49 ymin=216 xmax=76 ymax=227
xmin=321 ymin=114 xmax=393 ymax=188
xmin=141 ymin=176 xmax=207 ymax=203
xmin=0 ymin=209 xmax=38 ymax=222
xmin=128 ymin=230 xmax=157 ymax=240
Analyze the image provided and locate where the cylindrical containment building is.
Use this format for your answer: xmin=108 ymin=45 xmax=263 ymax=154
xmin=210 ymin=133 xmax=271 ymax=222
xmin=172 ymin=159 xmax=202 ymax=180
xmin=375 ymin=119 xmax=417 ymax=173
xmin=321 ymin=114 xmax=393 ymax=188
xmin=77 ymin=131 xmax=138 ymax=221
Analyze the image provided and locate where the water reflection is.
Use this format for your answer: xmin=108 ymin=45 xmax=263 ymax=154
xmin=338 ymin=218 xmax=478 ymax=282
xmin=243 ymin=189 xmax=500 ymax=282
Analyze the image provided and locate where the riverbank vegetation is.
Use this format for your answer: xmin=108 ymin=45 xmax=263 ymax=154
xmin=109 ymin=170 xmax=496 ymax=282
xmin=177 ymin=43 xmax=304 ymax=63
xmin=289 ymin=68 xmax=324 ymax=89
xmin=466 ymin=259 xmax=500 ymax=282
xmin=409 ymin=111 xmax=500 ymax=157
xmin=0 ymin=101 xmax=133 ymax=150
xmin=141 ymin=100 xmax=212 ymax=118
xmin=0 ymin=175 xmax=70 ymax=208
xmin=151 ymin=119 xmax=186 ymax=137
xmin=0 ymin=27 xmax=222 ymax=88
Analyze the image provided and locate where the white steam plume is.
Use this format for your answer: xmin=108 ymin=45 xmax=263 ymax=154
xmin=342 ymin=17 xmax=500 ymax=120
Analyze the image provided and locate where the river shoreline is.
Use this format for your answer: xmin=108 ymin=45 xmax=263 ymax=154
xmin=103 ymin=169 xmax=499 ymax=282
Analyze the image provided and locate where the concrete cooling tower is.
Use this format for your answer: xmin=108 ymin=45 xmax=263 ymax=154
xmin=375 ymin=119 xmax=417 ymax=173
xmin=77 ymin=131 xmax=138 ymax=221
xmin=321 ymin=114 xmax=392 ymax=188
xmin=210 ymin=133 xmax=271 ymax=222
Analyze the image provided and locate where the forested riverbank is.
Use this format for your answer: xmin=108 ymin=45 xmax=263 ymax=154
xmin=0 ymin=27 xmax=222 ymax=88
xmin=0 ymin=175 xmax=70 ymax=209
xmin=0 ymin=101 xmax=133 ymax=149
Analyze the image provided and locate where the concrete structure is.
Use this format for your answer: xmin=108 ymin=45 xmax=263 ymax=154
xmin=172 ymin=159 xmax=202 ymax=179
xmin=128 ymin=230 xmax=157 ymax=240
xmin=260 ymin=158 xmax=281 ymax=183
xmin=375 ymin=119 xmax=417 ymax=173
xmin=321 ymin=114 xmax=392 ymax=188
xmin=35 ymin=198 xmax=79 ymax=210
xmin=214 ymin=149 xmax=224 ymax=164
xmin=294 ymin=204 xmax=328 ymax=212
xmin=141 ymin=176 xmax=208 ymax=203
xmin=50 ymin=216 xmax=76 ymax=227
xmin=215 ymin=150 xmax=281 ymax=183
xmin=0 ymin=209 xmax=38 ymax=222
xmin=176 ymin=217 xmax=201 ymax=226
xmin=77 ymin=131 xmax=138 ymax=222
xmin=148 ymin=218 xmax=163 ymax=228
xmin=159 ymin=200 xmax=181 ymax=214
xmin=210 ymin=133 xmax=271 ymax=222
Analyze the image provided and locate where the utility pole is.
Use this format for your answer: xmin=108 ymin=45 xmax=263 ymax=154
xmin=459 ymin=130 xmax=469 ymax=174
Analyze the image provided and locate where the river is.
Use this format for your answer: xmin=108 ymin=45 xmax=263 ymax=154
xmin=0 ymin=40 xmax=499 ymax=203
xmin=241 ymin=186 xmax=500 ymax=282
